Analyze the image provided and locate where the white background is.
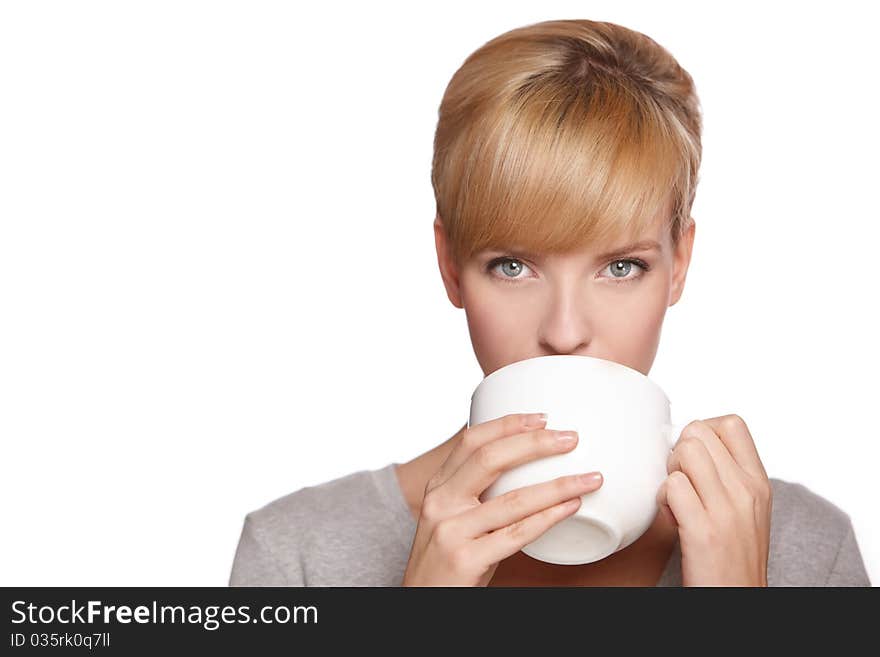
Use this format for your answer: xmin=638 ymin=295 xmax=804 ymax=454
xmin=1 ymin=0 xmax=877 ymax=586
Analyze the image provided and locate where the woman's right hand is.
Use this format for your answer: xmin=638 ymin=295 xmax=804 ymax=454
xmin=401 ymin=412 xmax=604 ymax=586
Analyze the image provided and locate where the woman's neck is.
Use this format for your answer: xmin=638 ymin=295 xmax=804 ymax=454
xmin=395 ymin=421 xmax=468 ymax=517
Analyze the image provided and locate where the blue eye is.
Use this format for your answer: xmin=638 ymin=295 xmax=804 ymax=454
xmin=601 ymin=258 xmax=650 ymax=283
xmin=485 ymin=256 xmax=651 ymax=285
xmin=486 ymin=257 xmax=535 ymax=281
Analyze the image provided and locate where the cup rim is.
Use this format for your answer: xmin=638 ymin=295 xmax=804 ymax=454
xmin=473 ymin=354 xmax=670 ymax=405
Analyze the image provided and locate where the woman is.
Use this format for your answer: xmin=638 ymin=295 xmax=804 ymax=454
xmin=229 ymin=19 xmax=871 ymax=586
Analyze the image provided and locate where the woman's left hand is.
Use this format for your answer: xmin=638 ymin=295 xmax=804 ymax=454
xmin=656 ymin=414 xmax=773 ymax=586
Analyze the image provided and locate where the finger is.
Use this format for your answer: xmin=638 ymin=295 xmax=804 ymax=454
xmin=699 ymin=414 xmax=767 ymax=480
xmin=444 ymin=427 xmax=579 ymax=499
xmin=469 ymin=496 xmax=584 ymax=567
xmin=454 ymin=472 xmax=603 ymax=538
xmin=657 ymin=470 xmax=705 ymax=531
xmin=436 ymin=413 xmax=548 ymax=486
xmin=667 ymin=435 xmax=730 ymax=513
xmin=672 ymin=420 xmax=743 ymax=492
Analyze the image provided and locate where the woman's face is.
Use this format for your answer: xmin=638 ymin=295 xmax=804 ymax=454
xmin=433 ymin=209 xmax=695 ymax=377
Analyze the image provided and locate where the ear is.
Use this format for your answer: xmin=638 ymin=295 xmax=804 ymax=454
xmin=668 ymin=217 xmax=696 ymax=307
xmin=434 ymin=214 xmax=464 ymax=309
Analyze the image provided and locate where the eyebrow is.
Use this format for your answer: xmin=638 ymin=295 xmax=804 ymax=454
xmin=594 ymin=239 xmax=663 ymax=260
xmin=491 ymin=239 xmax=662 ymax=261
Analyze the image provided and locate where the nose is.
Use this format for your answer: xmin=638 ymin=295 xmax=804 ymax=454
xmin=536 ymin=284 xmax=594 ymax=355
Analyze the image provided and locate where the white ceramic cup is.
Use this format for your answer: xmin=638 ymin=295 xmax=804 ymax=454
xmin=470 ymin=354 xmax=687 ymax=565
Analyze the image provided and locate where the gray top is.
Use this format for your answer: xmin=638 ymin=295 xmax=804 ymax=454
xmin=228 ymin=463 xmax=872 ymax=587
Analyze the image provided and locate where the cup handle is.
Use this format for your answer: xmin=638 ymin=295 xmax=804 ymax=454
xmin=661 ymin=422 xmax=688 ymax=451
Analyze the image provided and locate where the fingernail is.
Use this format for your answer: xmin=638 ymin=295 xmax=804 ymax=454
xmin=556 ymin=431 xmax=578 ymax=443
xmin=524 ymin=413 xmax=548 ymax=428
xmin=578 ymin=472 xmax=602 ymax=485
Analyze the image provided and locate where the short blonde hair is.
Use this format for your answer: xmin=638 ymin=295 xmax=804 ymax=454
xmin=431 ymin=19 xmax=702 ymax=266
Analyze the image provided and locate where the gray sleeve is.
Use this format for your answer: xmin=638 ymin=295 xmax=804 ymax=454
xmin=228 ymin=514 xmax=302 ymax=587
xmin=824 ymin=519 xmax=872 ymax=587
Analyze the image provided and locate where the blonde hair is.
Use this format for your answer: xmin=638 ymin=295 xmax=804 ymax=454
xmin=431 ymin=19 xmax=702 ymax=267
